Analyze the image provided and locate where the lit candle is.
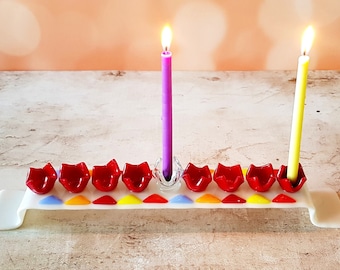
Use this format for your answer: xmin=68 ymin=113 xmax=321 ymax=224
xmin=287 ymin=26 xmax=315 ymax=182
xmin=161 ymin=25 xmax=173 ymax=181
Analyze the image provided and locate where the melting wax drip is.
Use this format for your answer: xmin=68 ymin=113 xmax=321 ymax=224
xmin=222 ymin=194 xmax=246 ymax=203
xmin=93 ymin=195 xmax=117 ymax=205
xmin=64 ymin=195 xmax=91 ymax=205
xmin=117 ymin=194 xmax=142 ymax=205
xmin=39 ymin=195 xmax=63 ymax=205
xmin=169 ymin=195 xmax=193 ymax=204
xmin=196 ymin=194 xmax=220 ymax=203
xmin=143 ymin=194 xmax=168 ymax=203
xmin=247 ymin=194 xmax=271 ymax=204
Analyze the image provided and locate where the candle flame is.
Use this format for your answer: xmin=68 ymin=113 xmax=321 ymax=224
xmin=301 ymin=25 xmax=314 ymax=55
xmin=162 ymin=25 xmax=172 ymax=51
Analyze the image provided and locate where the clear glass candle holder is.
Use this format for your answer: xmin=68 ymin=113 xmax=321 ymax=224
xmin=153 ymin=157 xmax=183 ymax=192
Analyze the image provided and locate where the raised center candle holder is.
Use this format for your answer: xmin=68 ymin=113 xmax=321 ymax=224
xmin=154 ymin=157 xmax=183 ymax=192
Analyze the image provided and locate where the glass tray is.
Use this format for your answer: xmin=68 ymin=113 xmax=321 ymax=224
xmin=1 ymin=175 xmax=340 ymax=230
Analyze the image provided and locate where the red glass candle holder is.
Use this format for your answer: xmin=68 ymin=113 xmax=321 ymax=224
xmin=246 ymin=163 xmax=276 ymax=192
xmin=277 ymin=163 xmax=307 ymax=193
xmin=182 ymin=163 xmax=212 ymax=192
xmin=92 ymin=159 xmax=121 ymax=192
xmin=122 ymin=162 xmax=153 ymax=192
xmin=26 ymin=163 xmax=57 ymax=195
xmin=213 ymin=163 xmax=244 ymax=192
xmin=59 ymin=162 xmax=90 ymax=193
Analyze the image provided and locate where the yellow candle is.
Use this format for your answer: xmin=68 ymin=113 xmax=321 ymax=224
xmin=287 ymin=26 xmax=315 ymax=182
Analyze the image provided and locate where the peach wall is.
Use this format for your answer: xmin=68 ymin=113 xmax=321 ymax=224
xmin=0 ymin=0 xmax=339 ymax=71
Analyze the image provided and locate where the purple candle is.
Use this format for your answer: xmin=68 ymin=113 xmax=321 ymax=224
xmin=161 ymin=26 xmax=173 ymax=181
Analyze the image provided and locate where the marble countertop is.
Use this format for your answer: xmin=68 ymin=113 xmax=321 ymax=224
xmin=0 ymin=71 xmax=339 ymax=269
